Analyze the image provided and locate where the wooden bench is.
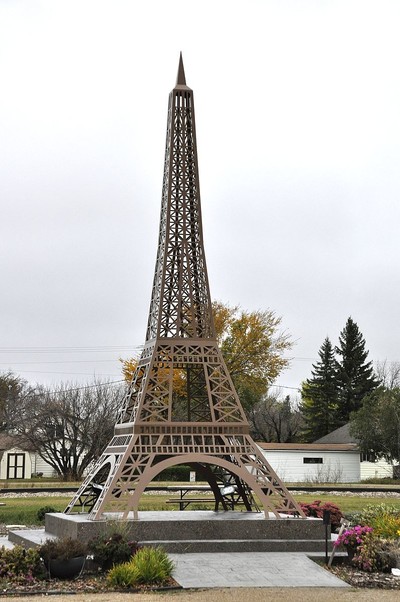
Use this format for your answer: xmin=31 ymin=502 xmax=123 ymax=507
xmin=166 ymin=497 xmax=216 ymax=511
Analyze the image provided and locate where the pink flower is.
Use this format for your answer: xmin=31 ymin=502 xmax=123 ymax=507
xmin=334 ymin=525 xmax=373 ymax=548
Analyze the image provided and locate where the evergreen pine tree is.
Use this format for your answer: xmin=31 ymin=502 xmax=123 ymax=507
xmin=335 ymin=317 xmax=379 ymax=423
xmin=300 ymin=337 xmax=340 ymax=442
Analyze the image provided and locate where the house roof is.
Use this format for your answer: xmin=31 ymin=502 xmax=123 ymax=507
xmin=314 ymin=423 xmax=359 ymax=445
xmin=257 ymin=441 xmax=358 ymax=452
xmin=0 ymin=433 xmax=36 ymax=452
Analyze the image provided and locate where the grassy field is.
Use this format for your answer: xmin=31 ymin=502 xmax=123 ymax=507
xmin=292 ymin=493 xmax=400 ymax=513
xmin=1 ymin=491 xmax=400 ymax=526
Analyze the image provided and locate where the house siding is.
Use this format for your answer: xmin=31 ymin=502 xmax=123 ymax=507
xmin=360 ymin=458 xmax=398 ymax=480
xmin=29 ymin=453 xmax=57 ymax=478
xmin=260 ymin=449 xmax=360 ymax=483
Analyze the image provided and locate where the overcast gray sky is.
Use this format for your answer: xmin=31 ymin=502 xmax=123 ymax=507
xmin=1 ymin=0 xmax=399 ymax=396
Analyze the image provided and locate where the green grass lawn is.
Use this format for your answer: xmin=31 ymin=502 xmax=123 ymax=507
xmin=1 ymin=491 xmax=400 ymax=526
xmin=293 ymin=493 xmax=400 ymax=513
xmin=0 ymin=497 xmax=71 ymax=525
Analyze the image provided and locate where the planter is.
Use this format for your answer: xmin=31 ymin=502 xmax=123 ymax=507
xmin=47 ymin=556 xmax=86 ymax=579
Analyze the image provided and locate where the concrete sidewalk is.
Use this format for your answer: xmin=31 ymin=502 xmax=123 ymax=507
xmin=170 ymin=552 xmax=349 ymax=588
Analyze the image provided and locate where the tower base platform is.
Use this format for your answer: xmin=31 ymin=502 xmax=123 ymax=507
xmin=9 ymin=511 xmax=331 ymax=553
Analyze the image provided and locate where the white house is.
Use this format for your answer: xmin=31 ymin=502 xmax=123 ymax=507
xmin=257 ymin=441 xmax=360 ymax=483
xmin=315 ymin=424 xmax=399 ymax=480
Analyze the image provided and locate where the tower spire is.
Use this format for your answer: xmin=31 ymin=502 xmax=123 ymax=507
xmin=176 ymin=52 xmax=187 ymax=86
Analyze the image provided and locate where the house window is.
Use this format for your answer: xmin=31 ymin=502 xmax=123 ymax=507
xmin=361 ymin=452 xmax=376 ymax=463
xmin=7 ymin=453 xmax=26 ymax=479
xmin=303 ymin=457 xmax=323 ymax=464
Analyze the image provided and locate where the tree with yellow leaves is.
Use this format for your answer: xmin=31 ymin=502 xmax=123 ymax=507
xmin=213 ymin=302 xmax=292 ymax=411
xmin=121 ymin=301 xmax=292 ymax=414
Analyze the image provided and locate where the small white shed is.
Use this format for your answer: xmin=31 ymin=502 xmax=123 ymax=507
xmin=257 ymin=442 xmax=360 ymax=483
xmin=0 ymin=434 xmax=56 ymax=479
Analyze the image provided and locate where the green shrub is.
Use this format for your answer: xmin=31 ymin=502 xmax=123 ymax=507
xmin=39 ymin=537 xmax=87 ymax=562
xmin=374 ymin=539 xmax=400 ymax=572
xmin=88 ymin=532 xmax=139 ymax=571
xmin=107 ymin=561 xmax=137 ymax=588
xmin=107 ymin=546 xmax=174 ymax=588
xmin=351 ymin=503 xmax=400 ymax=537
xmin=130 ymin=546 xmax=174 ymax=585
xmin=0 ymin=545 xmax=45 ymax=584
xmin=360 ymin=477 xmax=400 ymax=485
xmin=369 ymin=514 xmax=400 ymax=539
xmin=154 ymin=465 xmax=191 ymax=481
xmin=355 ymin=503 xmax=400 ymax=526
xmin=353 ymin=533 xmax=400 ymax=573
xmin=352 ymin=532 xmax=379 ymax=572
xmin=36 ymin=506 xmax=56 ymax=523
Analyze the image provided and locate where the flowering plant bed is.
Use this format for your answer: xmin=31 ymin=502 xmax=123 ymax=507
xmin=332 ymin=503 xmax=400 ymax=575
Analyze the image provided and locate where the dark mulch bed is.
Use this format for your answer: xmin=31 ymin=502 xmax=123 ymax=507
xmin=0 ymin=574 xmax=181 ymax=597
xmin=327 ymin=561 xmax=400 ymax=590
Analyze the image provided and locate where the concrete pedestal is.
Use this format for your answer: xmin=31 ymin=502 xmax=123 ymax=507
xmin=9 ymin=511 xmax=330 ymax=553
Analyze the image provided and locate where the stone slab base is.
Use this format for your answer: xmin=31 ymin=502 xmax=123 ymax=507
xmin=9 ymin=511 xmax=331 ymax=553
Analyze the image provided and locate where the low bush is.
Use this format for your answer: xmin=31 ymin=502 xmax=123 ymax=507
xmin=107 ymin=546 xmax=174 ymax=588
xmin=352 ymin=531 xmax=379 ymax=572
xmin=131 ymin=546 xmax=174 ymax=584
xmin=335 ymin=525 xmax=373 ymax=550
xmin=299 ymin=500 xmax=343 ymax=530
xmin=88 ymin=532 xmax=139 ymax=571
xmin=374 ymin=539 xmax=400 ymax=572
xmin=339 ymin=503 xmax=400 ymax=573
xmin=369 ymin=514 xmax=400 ymax=539
xmin=360 ymin=477 xmax=400 ymax=485
xmin=106 ymin=561 xmax=137 ymax=588
xmin=353 ymin=503 xmax=400 ymax=529
xmin=349 ymin=504 xmax=400 ymax=538
xmin=39 ymin=537 xmax=88 ymax=563
xmin=36 ymin=506 xmax=56 ymax=523
xmin=351 ymin=533 xmax=400 ymax=573
xmin=0 ymin=545 xmax=45 ymax=584
xmin=154 ymin=465 xmax=191 ymax=481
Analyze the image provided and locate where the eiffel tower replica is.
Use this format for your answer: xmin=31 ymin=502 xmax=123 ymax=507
xmin=66 ymin=55 xmax=304 ymax=521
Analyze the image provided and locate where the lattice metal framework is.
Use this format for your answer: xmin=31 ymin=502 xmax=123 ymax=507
xmin=65 ymin=55 xmax=305 ymax=520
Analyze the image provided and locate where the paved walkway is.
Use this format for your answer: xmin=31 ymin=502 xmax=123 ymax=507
xmin=170 ymin=552 xmax=349 ymax=588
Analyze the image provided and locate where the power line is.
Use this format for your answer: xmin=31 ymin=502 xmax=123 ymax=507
xmin=0 ymin=360 xmax=123 ymax=365
xmin=29 ymin=379 xmax=126 ymax=397
xmin=12 ymin=370 xmax=122 ymax=377
xmin=273 ymin=384 xmax=301 ymax=391
xmin=0 ymin=345 xmax=144 ymax=354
